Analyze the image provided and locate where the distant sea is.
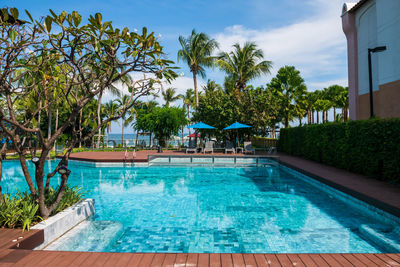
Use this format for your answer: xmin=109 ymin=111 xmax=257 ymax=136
xmin=107 ymin=133 xmax=184 ymax=147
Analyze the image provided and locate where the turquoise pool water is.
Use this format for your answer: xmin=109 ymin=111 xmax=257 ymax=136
xmin=1 ymin=160 xmax=399 ymax=253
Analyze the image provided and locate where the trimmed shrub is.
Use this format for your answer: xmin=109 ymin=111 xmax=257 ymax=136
xmin=279 ymin=118 xmax=400 ymax=183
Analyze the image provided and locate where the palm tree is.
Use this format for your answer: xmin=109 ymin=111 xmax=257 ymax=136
xmin=268 ymin=66 xmax=307 ymax=128
xmin=161 ymin=87 xmax=181 ymax=107
xmin=202 ymin=80 xmax=222 ymax=94
xmin=178 ymin=30 xmax=219 ymax=107
xmin=104 ymin=101 xmax=119 ymax=135
xmin=180 ymin=89 xmax=195 ymax=141
xmin=217 ymin=42 xmax=272 ymax=92
xmin=337 ymin=87 xmax=349 ymax=121
xmin=116 ymin=95 xmax=133 ymax=145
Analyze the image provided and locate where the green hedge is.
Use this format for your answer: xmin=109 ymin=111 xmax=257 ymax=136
xmin=279 ymin=118 xmax=400 ymax=183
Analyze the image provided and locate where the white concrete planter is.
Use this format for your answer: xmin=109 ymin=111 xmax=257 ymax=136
xmin=32 ymin=198 xmax=95 ymax=249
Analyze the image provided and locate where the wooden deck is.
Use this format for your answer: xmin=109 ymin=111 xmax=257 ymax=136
xmin=1 ymin=249 xmax=400 ymax=266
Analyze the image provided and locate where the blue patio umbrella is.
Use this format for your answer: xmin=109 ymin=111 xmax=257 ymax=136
xmin=223 ymin=122 xmax=251 ymax=130
xmin=223 ymin=122 xmax=252 ymax=147
xmin=187 ymin=122 xmax=215 ymax=129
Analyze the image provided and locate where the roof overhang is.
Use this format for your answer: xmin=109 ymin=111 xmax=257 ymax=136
xmin=342 ymin=0 xmax=370 ymax=16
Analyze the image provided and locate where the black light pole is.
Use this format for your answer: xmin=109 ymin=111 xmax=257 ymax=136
xmin=368 ymin=46 xmax=386 ymax=118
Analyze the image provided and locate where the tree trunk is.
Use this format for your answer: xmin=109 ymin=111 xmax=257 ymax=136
xmin=47 ymin=103 xmax=53 ymax=159
xmin=334 ymin=107 xmax=336 ymax=122
xmin=96 ymin=92 xmax=103 ymax=148
xmin=193 ymin=71 xmax=199 ymax=108
xmin=317 ymin=112 xmax=319 ymax=124
xmin=121 ymin=118 xmax=125 ymax=147
xmin=312 ymin=110 xmax=314 ymax=124
xmin=54 ymin=108 xmax=59 ymax=152
xmin=0 ymin=142 xmax=8 ymax=203
xmin=38 ymin=101 xmax=42 ymax=129
xmin=284 ymin=117 xmax=289 ymax=128
xmin=135 ymin=128 xmax=139 ymax=147
xmin=79 ymin=109 xmax=83 ymax=148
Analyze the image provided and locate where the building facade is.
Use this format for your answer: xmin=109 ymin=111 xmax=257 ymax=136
xmin=342 ymin=0 xmax=400 ymax=120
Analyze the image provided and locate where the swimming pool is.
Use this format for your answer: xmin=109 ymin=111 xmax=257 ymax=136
xmin=1 ymin=160 xmax=399 ymax=253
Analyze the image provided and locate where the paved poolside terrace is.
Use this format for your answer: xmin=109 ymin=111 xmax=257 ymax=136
xmin=1 ymin=150 xmax=398 ymax=266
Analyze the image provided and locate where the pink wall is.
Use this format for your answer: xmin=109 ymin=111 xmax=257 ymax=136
xmin=342 ymin=11 xmax=359 ymax=120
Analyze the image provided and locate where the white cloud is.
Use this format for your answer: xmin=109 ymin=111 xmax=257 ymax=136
xmin=307 ymin=79 xmax=348 ymax=91
xmin=213 ymin=0 xmax=348 ymax=84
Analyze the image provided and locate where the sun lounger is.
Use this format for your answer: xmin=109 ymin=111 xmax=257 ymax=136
xmin=244 ymin=141 xmax=255 ymax=154
xmin=186 ymin=140 xmax=197 ymax=154
xmin=224 ymin=141 xmax=235 ymax=154
xmin=203 ymin=141 xmax=213 ymax=154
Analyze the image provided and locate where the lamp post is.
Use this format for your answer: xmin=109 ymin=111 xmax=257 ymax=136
xmin=368 ymin=46 xmax=386 ymax=118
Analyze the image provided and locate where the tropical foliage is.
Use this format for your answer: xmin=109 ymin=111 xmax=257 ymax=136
xmin=136 ymin=106 xmax=187 ymax=147
xmin=217 ymin=42 xmax=272 ymax=92
xmin=0 ymin=186 xmax=83 ymax=231
xmin=279 ymin=118 xmax=400 ymax=183
xmin=178 ymin=30 xmax=219 ymax=107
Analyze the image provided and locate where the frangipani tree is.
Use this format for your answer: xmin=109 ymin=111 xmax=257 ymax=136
xmin=0 ymin=8 xmax=177 ymax=218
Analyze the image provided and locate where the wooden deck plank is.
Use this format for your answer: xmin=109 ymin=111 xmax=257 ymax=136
xmin=78 ymin=252 xmax=103 ymax=266
xmin=162 ymin=253 xmax=176 ymax=267
xmin=175 ymin=253 xmax=188 ymax=266
xmin=306 ymin=254 xmax=331 ymax=267
xmin=253 ymin=254 xmax=268 ymax=267
xmin=330 ymin=254 xmax=354 ymax=266
xmin=13 ymin=250 xmax=53 ymax=266
xmin=353 ymin=253 xmax=379 ymax=266
xmin=387 ymin=254 xmax=400 ymax=264
xmin=342 ymin=254 xmax=365 ymax=266
xmin=231 ymin=254 xmax=245 ymax=267
xmin=375 ymin=254 xmax=400 ymax=266
xmin=297 ymin=254 xmax=317 ymax=267
xmin=69 ymin=252 xmax=91 ymax=265
xmin=139 ymin=253 xmax=156 ymax=267
xmin=242 ymin=254 xmax=257 ymax=267
xmin=186 ymin=253 xmax=198 ymax=267
xmin=49 ymin=251 xmax=83 ymax=267
xmin=263 ymin=254 xmax=281 ymax=267
xmin=319 ymin=254 xmax=343 ymax=267
xmin=150 ymin=253 xmax=166 ymax=267
xmin=210 ymin=254 xmax=221 ymax=267
xmin=127 ymin=253 xmax=144 ymax=267
xmin=220 ymin=254 xmax=233 ymax=267
xmin=369 ymin=254 xmax=399 ymax=266
xmin=102 ymin=252 xmax=133 ymax=267
xmin=276 ymin=254 xmax=292 ymax=266
xmin=0 ymin=249 xmax=31 ymax=264
xmin=287 ymin=254 xmax=305 ymax=267
xmin=39 ymin=251 xmax=71 ymax=266
xmin=198 ymin=254 xmax=210 ymax=267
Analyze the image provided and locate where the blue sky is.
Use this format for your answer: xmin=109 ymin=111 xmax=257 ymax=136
xmin=3 ymin=0 xmax=349 ymax=133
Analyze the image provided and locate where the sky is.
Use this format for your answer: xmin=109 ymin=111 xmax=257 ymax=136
xmin=2 ymin=0 xmax=349 ymax=134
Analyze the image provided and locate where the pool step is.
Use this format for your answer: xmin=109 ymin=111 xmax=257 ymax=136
xmin=359 ymin=224 xmax=400 ymax=252
xmin=44 ymin=220 xmax=124 ymax=252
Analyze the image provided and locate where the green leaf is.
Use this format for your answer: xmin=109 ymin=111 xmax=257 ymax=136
xmin=10 ymin=8 xmax=18 ymax=19
xmin=9 ymin=30 xmax=17 ymax=42
xmin=72 ymin=11 xmax=81 ymax=27
xmin=2 ymin=9 xmax=9 ymax=22
xmin=95 ymin=13 xmax=102 ymax=25
xmin=44 ymin=16 xmax=52 ymax=32
xmin=59 ymin=11 xmax=67 ymax=23
xmin=25 ymin=10 xmax=33 ymax=22
xmin=122 ymin=27 xmax=129 ymax=37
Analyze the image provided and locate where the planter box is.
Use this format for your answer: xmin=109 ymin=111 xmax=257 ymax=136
xmin=31 ymin=199 xmax=95 ymax=249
